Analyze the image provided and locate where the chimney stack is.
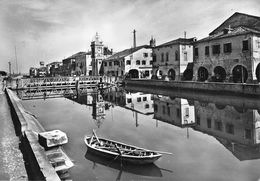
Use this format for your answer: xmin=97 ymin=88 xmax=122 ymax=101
xmin=133 ymin=29 xmax=136 ymax=48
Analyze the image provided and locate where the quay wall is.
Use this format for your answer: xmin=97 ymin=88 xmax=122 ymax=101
xmin=5 ymin=88 xmax=61 ymax=181
xmin=124 ymin=79 xmax=260 ymax=97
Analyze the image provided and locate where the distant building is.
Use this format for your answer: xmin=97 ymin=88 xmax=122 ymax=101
xmin=193 ymin=12 xmax=260 ymax=83
xmin=91 ymin=33 xmax=113 ymax=76
xmin=46 ymin=62 xmax=62 ymax=76
xmin=103 ymin=43 xmax=154 ymax=79
xmin=152 ymin=38 xmax=196 ymax=81
xmin=61 ymin=51 xmax=92 ymax=76
xmin=29 ymin=67 xmax=37 ymax=77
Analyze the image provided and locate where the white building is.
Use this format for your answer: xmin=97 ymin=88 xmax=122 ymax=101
xmin=152 ymin=38 xmax=196 ymax=81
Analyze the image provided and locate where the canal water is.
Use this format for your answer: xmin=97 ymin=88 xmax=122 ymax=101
xmin=19 ymin=86 xmax=260 ymax=181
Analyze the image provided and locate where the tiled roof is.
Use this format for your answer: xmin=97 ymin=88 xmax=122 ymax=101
xmin=155 ymin=38 xmax=196 ymax=48
xmin=64 ymin=51 xmax=91 ymax=60
xmin=105 ymin=45 xmax=151 ymax=60
xmin=196 ymin=26 xmax=260 ymax=43
xmin=209 ymin=12 xmax=260 ymax=36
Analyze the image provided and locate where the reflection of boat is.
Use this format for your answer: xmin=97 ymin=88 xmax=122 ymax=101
xmin=85 ymin=151 xmax=163 ymax=177
xmin=84 ymin=132 xmax=162 ymax=165
xmin=45 ymin=146 xmax=74 ymax=174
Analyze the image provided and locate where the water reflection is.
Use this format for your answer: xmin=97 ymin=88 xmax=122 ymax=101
xmin=85 ymin=151 xmax=163 ymax=180
xmin=101 ymin=87 xmax=260 ymax=162
xmin=17 ymin=86 xmax=260 ymax=162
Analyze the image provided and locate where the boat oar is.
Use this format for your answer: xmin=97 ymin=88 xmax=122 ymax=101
xmin=115 ymin=144 xmax=123 ymax=167
xmin=152 ymin=151 xmax=173 ymax=155
xmin=92 ymin=129 xmax=100 ymax=143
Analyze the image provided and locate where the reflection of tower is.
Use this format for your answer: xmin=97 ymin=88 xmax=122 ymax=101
xmin=92 ymin=92 xmax=105 ymax=128
xmin=91 ymin=33 xmax=104 ymax=76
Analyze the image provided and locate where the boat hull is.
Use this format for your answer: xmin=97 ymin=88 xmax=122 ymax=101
xmin=84 ymin=136 xmax=161 ymax=165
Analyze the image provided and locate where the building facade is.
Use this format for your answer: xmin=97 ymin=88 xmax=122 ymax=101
xmin=193 ymin=12 xmax=260 ymax=83
xmin=91 ymin=33 xmax=112 ymax=76
xmin=103 ymin=44 xmax=154 ymax=79
xmin=152 ymin=38 xmax=195 ymax=81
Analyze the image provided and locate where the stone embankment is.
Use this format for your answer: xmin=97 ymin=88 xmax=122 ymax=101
xmin=124 ymin=79 xmax=260 ymax=97
xmin=5 ymin=88 xmax=61 ymax=181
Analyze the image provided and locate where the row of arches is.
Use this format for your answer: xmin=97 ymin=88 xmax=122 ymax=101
xmin=197 ymin=65 xmax=249 ymax=83
xmin=153 ymin=63 xmax=260 ymax=83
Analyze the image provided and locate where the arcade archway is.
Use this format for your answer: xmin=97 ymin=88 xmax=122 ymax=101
xmin=232 ymin=65 xmax=248 ymax=83
xmin=197 ymin=67 xmax=208 ymax=81
xmin=213 ymin=66 xmax=226 ymax=82
xmin=167 ymin=69 xmax=176 ymax=80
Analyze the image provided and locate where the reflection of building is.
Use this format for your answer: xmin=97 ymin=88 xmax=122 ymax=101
xmin=193 ymin=12 xmax=260 ymax=83
xmin=153 ymin=96 xmax=195 ymax=127
xmin=103 ymin=87 xmax=154 ymax=115
xmin=92 ymin=92 xmax=105 ymax=128
xmin=194 ymin=101 xmax=260 ymax=160
xmin=152 ymin=38 xmax=195 ymax=81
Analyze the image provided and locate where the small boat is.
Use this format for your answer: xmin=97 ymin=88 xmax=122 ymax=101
xmin=84 ymin=131 xmax=163 ymax=165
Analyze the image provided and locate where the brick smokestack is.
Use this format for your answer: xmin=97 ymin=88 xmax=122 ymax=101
xmin=133 ymin=29 xmax=136 ymax=48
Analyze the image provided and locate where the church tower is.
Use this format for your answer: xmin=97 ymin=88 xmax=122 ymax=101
xmin=91 ymin=33 xmax=104 ymax=76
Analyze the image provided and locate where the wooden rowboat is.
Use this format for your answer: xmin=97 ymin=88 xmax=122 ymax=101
xmin=84 ymin=131 xmax=163 ymax=165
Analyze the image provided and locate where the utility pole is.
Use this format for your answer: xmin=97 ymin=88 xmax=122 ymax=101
xmin=8 ymin=61 xmax=11 ymax=76
xmin=15 ymin=45 xmax=18 ymax=74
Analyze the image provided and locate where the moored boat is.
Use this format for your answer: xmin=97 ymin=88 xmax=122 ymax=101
xmin=84 ymin=131 xmax=163 ymax=165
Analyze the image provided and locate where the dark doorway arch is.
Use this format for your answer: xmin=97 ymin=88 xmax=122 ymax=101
xmin=168 ymin=69 xmax=176 ymax=80
xmin=232 ymin=65 xmax=248 ymax=83
xmin=128 ymin=69 xmax=139 ymax=78
xmin=156 ymin=69 xmax=163 ymax=79
xmin=213 ymin=66 xmax=226 ymax=82
xmin=256 ymin=63 xmax=260 ymax=82
xmin=197 ymin=67 xmax=208 ymax=81
xmin=183 ymin=69 xmax=193 ymax=80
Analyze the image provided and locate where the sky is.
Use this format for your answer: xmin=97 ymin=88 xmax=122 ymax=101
xmin=0 ymin=0 xmax=259 ymax=74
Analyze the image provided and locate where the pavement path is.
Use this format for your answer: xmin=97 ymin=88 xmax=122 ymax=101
xmin=0 ymin=78 xmax=27 ymax=181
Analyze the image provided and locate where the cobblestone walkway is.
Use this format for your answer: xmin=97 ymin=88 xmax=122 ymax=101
xmin=0 ymin=79 xmax=27 ymax=181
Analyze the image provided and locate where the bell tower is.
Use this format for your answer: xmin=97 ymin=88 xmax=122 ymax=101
xmin=91 ymin=32 xmax=104 ymax=76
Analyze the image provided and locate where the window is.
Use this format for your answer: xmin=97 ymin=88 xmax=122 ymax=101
xmin=212 ymin=44 xmax=220 ymax=54
xmin=109 ymin=62 xmax=112 ymax=66
xmin=127 ymin=98 xmax=132 ymax=103
xmin=175 ymin=51 xmax=179 ymax=61
xmin=143 ymin=53 xmax=148 ymax=57
xmin=242 ymin=40 xmax=249 ymax=51
xmin=166 ymin=52 xmax=169 ymax=62
xmin=245 ymin=128 xmax=251 ymax=139
xmin=114 ymin=61 xmax=119 ymax=66
xmin=194 ymin=48 xmax=199 ymax=57
xmin=207 ymin=118 xmax=211 ymax=128
xmin=136 ymin=60 xmax=140 ymax=65
xmin=143 ymin=97 xmax=147 ymax=101
xmin=167 ymin=106 xmax=170 ymax=116
xmin=162 ymin=105 xmax=166 ymax=114
xmin=226 ymin=123 xmax=234 ymax=134
xmin=185 ymin=107 xmax=189 ymax=117
xmin=205 ymin=46 xmax=209 ymax=56
xmin=215 ymin=120 xmax=223 ymax=131
xmin=142 ymin=60 xmax=146 ymax=65
xmin=150 ymin=60 xmax=153 ymax=65
xmin=145 ymin=70 xmax=149 ymax=77
xmin=154 ymin=104 xmax=158 ymax=112
xmin=197 ymin=116 xmax=200 ymax=125
xmin=176 ymin=108 xmax=180 ymax=118
xmin=137 ymin=97 xmax=141 ymax=102
xmin=161 ymin=53 xmax=164 ymax=62
xmin=224 ymin=43 xmax=232 ymax=53
xmin=184 ymin=52 xmax=187 ymax=61
xmin=145 ymin=104 xmax=149 ymax=109
xmin=126 ymin=60 xmax=131 ymax=65
xmin=153 ymin=54 xmax=157 ymax=62
xmin=104 ymin=62 xmax=107 ymax=66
